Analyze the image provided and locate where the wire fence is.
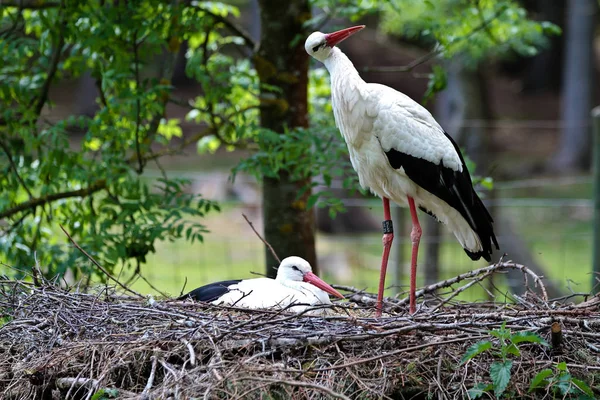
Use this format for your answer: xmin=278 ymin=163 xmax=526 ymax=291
xmin=0 ymin=173 xmax=592 ymax=301
xmin=132 ymin=175 xmax=593 ymax=301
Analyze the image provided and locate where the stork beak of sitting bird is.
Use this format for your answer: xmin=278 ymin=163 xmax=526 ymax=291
xmin=325 ymin=25 xmax=365 ymax=47
xmin=303 ymin=272 xmax=345 ymax=299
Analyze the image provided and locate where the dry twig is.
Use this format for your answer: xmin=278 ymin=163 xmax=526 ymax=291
xmin=0 ymin=263 xmax=596 ymax=399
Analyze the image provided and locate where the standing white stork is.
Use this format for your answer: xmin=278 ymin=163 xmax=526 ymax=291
xmin=305 ymin=26 xmax=499 ymax=315
xmin=178 ymin=256 xmax=344 ymax=313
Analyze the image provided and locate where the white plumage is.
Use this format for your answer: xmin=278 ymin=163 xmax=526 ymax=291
xmin=179 ymin=256 xmax=344 ymax=313
xmin=305 ymin=26 xmax=499 ymax=315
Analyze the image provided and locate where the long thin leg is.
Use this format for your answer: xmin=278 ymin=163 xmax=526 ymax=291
xmin=407 ymin=196 xmax=422 ymax=314
xmin=376 ymin=197 xmax=394 ymax=317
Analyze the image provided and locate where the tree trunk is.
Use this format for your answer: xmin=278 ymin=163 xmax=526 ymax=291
xmin=521 ymin=0 xmax=566 ymax=93
xmin=257 ymin=0 xmax=316 ymax=277
xmin=550 ymin=0 xmax=598 ymax=172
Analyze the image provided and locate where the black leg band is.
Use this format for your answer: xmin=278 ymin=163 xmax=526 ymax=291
xmin=382 ymin=220 xmax=393 ymax=234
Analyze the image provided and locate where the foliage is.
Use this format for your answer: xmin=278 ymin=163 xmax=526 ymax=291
xmin=381 ymin=0 xmax=561 ymax=61
xmin=379 ymin=0 xmax=561 ymax=99
xmin=0 ymin=1 xmax=231 ymax=279
xmin=461 ymin=322 xmax=548 ymax=398
xmin=529 ymin=361 xmax=595 ymax=399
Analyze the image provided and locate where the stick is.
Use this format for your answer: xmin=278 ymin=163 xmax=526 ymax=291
xmin=397 ymin=261 xmax=548 ymax=306
xmin=59 ymin=224 xmax=143 ymax=298
xmin=142 ymin=356 xmax=158 ymax=396
xmin=242 ymin=213 xmax=280 ymax=263
xmin=181 ymin=339 xmax=196 ymax=366
xmin=234 ymin=376 xmax=351 ymax=400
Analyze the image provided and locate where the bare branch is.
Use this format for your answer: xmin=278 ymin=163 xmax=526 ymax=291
xmin=59 ymin=224 xmax=144 ymax=299
xmin=0 ymin=179 xmax=107 ymax=220
xmin=360 ymin=5 xmax=508 ymax=74
xmin=30 ymin=5 xmax=66 ymax=119
xmin=0 ymin=140 xmax=34 ymax=200
xmin=196 ymin=6 xmax=257 ymax=52
xmin=242 ymin=213 xmax=280 ymax=263
xmin=235 ymin=376 xmax=351 ymax=400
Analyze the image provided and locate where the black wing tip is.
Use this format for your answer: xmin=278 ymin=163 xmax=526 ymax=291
xmin=464 ymin=233 xmax=500 ymax=263
xmin=178 ymin=279 xmax=242 ymax=302
xmin=464 ymin=248 xmax=492 ymax=262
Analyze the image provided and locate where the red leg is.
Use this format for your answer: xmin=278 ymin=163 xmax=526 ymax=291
xmin=407 ymin=196 xmax=422 ymax=314
xmin=376 ymin=197 xmax=394 ymax=317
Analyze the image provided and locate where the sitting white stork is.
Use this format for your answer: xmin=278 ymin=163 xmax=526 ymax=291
xmin=178 ymin=256 xmax=344 ymax=313
xmin=305 ymin=26 xmax=499 ymax=315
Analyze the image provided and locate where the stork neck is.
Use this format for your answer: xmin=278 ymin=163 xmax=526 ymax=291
xmin=324 ymin=47 xmax=363 ymax=85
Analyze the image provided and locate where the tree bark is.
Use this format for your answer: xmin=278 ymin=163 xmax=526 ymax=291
xmin=257 ymin=0 xmax=316 ymax=277
xmin=550 ymin=0 xmax=598 ymax=172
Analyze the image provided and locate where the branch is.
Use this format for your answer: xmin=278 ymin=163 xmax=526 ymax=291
xmin=132 ymin=30 xmax=144 ymax=174
xmin=196 ymin=6 xmax=257 ymax=52
xmin=361 ymin=50 xmax=440 ymax=73
xmin=0 ymin=140 xmax=34 ymax=199
xmin=360 ymin=5 xmax=508 ymax=74
xmin=0 ymin=179 xmax=106 ymax=220
xmin=0 ymin=0 xmax=60 ymax=8
xmin=30 ymin=5 xmax=66 ymax=118
xmin=235 ymin=376 xmax=351 ymax=400
xmin=396 ymin=261 xmax=549 ymax=307
xmin=242 ymin=213 xmax=280 ymax=263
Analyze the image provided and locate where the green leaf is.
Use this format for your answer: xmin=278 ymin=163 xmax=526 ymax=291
xmin=490 ymin=360 xmax=512 ymax=397
xmin=306 ymin=194 xmax=319 ymax=210
xmin=197 ymin=135 xmax=221 ymax=154
xmin=480 ymin=176 xmax=493 ymax=190
xmin=422 ymin=64 xmax=446 ymax=104
xmin=571 ymin=378 xmax=595 ymax=397
xmin=467 ymin=382 xmax=492 ymax=399
xmin=510 ymin=331 xmax=548 ymax=346
xmin=423 ymin=0 xmax=435 ymax=10
xmin=91 ymin=388 xmax=118 ymax=400
xmin=460 ymin=341 xmax=492 ymax=364
xmin=528 ymin=369 xmax=552 ymax=392
xmin=556 ymin=372 xmax=573 ymax=395
xmin=556 ymin=361 xmax=568 ymax=372
xmin=157 ymin=118 xmax=183 ymax=140
xmin=505 ymin=343 xmax=520 ymax=357
xmin=85 ymin=138 xmax=102 ymax=151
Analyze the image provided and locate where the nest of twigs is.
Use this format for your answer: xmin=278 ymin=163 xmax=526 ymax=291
xmin=1 ymin=261 xmax=600 ymax=399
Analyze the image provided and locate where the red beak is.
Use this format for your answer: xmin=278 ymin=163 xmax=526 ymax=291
xmin=303 ymin=271 xmax=345 ymax=299
xmin=325 ymin=25 xmax=365 ymax=47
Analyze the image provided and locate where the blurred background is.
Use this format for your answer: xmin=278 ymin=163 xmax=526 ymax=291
xmin=0 ymin=0 xmax=598 ymax=301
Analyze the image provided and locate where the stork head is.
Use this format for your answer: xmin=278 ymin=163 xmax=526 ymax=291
xmin=276 ymin=256 xmax=344 ymax=299
xmin=305 ymin=25 xmax=365 ymax=62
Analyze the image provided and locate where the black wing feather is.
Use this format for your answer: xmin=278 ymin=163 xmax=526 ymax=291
xmin=178 ymin=279 xmax=243 ymax=302
xmin=384 ymin=132 xmax=499 ymax=261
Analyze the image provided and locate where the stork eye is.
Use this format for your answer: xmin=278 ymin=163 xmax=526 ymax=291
xmin=291 ymin=266 xmax=300 ymax=272
xmin=312 ymin=43 xmax=324 ymax=52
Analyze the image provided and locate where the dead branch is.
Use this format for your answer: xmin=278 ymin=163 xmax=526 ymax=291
xmin=242 ymin=213 xmax=280 ymax=263
xmin=397 ymin=261 xmax=548 ymax=307
xmin=59 ymin=224 xmax=143 ymax=299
